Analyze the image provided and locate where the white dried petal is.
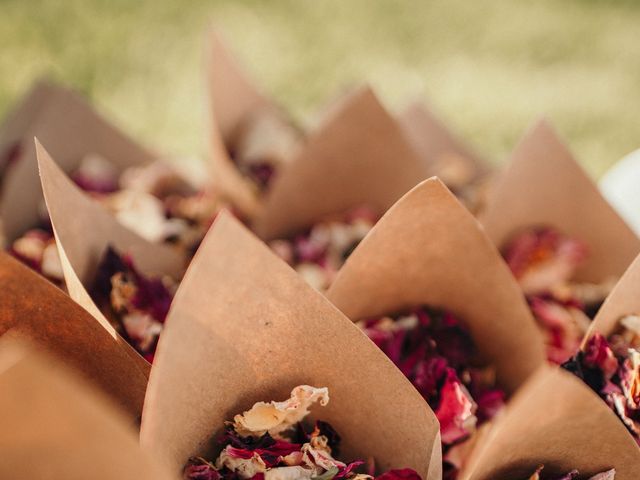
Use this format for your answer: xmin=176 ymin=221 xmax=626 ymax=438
xmin=215 ymin=447 xmax=267 ymax=479
xmin=41 ymin=243 xmax=64 ymax=280
xmin=232 ymin=385 xmax=329 ymax=438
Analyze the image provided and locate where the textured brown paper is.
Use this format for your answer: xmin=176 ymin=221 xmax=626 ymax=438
xmin=461 ymin=366 xmax=640 ymax=480
xmin=399 ymin=101 xmax=488 ymax=182
xmin=480 ymin=119 xmax=640 ymax=283
xmin=327 ymin=177 xmax=545 ymax=393
xmin=0 ymin=252 xmax=148 ymax=419
xmin=0 ymin=340 xmax=174 ymax=480
xmin=205 ymin=29 xmax=270 ymax=218
xmin=141 ymin=211 xmax=442 ymax=480
xmin=36 ymin=140 xmax=185 ymax=333
xmin=0 ymin=80 xmax=155 ymax=243
xmin=253 ymin=86 xmax=431 ymax=240
xmin=586 ymin=251 xmax=640 ymax=341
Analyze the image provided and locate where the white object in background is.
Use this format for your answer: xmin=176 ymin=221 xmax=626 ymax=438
xmin=600 ymin=148 xmax=640 ymax=236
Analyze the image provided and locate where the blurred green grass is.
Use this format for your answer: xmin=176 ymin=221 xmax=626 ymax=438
xmin=1 ymin=0 xmax=639 ymax=177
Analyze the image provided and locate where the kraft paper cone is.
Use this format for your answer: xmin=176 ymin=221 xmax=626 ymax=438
xmin=586 ymin=251 xmax=640 ymax=341
xmin=0 ymin=252 xmax=148 ymax=419
xmin=254 ymin=86 xmax=431 ymax=240
xmin=140 ymin=212 xmax=442 ymax=480
xmin=399 ymin=101 xmax=488 ymax=183
xmin=36 ymin=140 xmax=185 ymax=333
xmin=480 ymin=119 xmax=640 ymax=283
xmin=461 ymin=366 xmax=640 ymax=480
xmin=0 ymin=340 xmax=174 ymax=480
xmin=0 ymin=80 xmax=155 ymax=243
xmin=326 ymin=178 xmax=545 ymax=393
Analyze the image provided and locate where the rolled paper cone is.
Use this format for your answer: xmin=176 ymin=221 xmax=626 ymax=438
xmin=480 ymin=118 xmax=640 ymax=283
xmin=0 ymin=80 xmax=155 ymax=243
xmin=36 ymin=140 xmax=185 ymax=335
xmin=141 ymin=211 xmax=442 ymax=480
xmin=461 ymin=366 xmax=640 ymax=480
xmin=327 ymin=177 xmax=545 ymax=393
xmin=254 ymin=86 xmax=431 ymax=240
xmin=398 ymin=101 xmax=489 ymax=185
xmin=585 ymin=251 xmax=640 ymax=344
xmin=0 ymin=252 xmax=149 ymax=419
xmin=0 ymin=339 xmax=174 ymax=480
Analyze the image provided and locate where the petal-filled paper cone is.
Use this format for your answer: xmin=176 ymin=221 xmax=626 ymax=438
xmin=327 ymin=177 xmax=545 ymax=393
xmin=0 ymin=252 xmax=148 ymax=419
xmin=254 ymin=86 xmax=431 ymax=240
xmin=480 ymin=119 xmax=640 ymax=283
xmin=0 ymin=340 xmax=174 ymax=480
xmin=141 ymin=212 xmax=442 ymax=480
xmin=461 ymin=366 xmax=640 ymax=480
xmin=399 ymin=101 xmax=488 ymax=184
xmin=36 ymin=140 xmax=184 ymax=332
xmin=586 ymin=251 xmax=640 ymax=341
xmin=1 ymin=81 xmax=155 ymax=242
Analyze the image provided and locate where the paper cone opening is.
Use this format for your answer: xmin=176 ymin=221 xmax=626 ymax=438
xmin=327 ymin=177 xmax=545 ymax=393
xmin=461 ymin=366 xmax=640 ymax=480
xmin=36 ymin=140 xmax=184 ymax=341
xmin=480 ymin=119 xmax=640 ymax=283
xmin=141 ymin=211 xmax=441 ymax=480
xmin=253 ymin=86 xmax=431 ymax=240
xmin=0 ymin=339 xmax=173 ymax=480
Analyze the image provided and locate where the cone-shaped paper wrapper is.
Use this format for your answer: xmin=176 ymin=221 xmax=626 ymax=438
xmin=36 ymin=140 xmax=184 ymax=333
xmin=0 ymin=340 xmax=174 ymax=480
xmin=327 ymin=178 xmax=545 ymax=393
xmin=480 ymin=119 xmax=640 ymax=283
xmin=461 ymin=366 xmax=640 ymax=480
xmin=586 ymin=251 xmax=640 ymax=341
xmin=253 ymin=86 xmax=431 ymax=240
xmin=141 ymin=212 xmax=441 ymax=480
xmin=1 ymin=82 xmax=155 ymax=243
xmin=0 ymin=252 xmax=149 ymax=419
xmin=399 ymin=101 xmax=488 ymax=179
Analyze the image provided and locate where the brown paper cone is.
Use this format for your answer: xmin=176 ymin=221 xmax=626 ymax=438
xmin=480 ymin=119 xmax=640 ymax=283
xmin=585 ymin=251 xmax=640 ymax=342
xmin=36 ymin=140 xmax=185 ymax=334
xmin=461 ymin=366 xmax=640 ymax=480
xmin=326 ymin=177 xmax=545 ymax=393
xmin=0 ymin=339 xmax=174 ymax=480
xmin=140 ymin=211 xmax=442 ymax=480
xmin=399 ymin=101 xmax=488 ymax=180
xmin=0 ymin=80 xmax=155 ymax=243
xmin=253 ymin=86 xmax=431 ymax=240
xmin=0 ymin=251 xmax=148 ymax=419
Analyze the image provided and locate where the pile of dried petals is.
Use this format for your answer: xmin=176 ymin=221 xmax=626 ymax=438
xmin=358 ymin=307 xmax=504 ymax=480
xmin=525 ymin=465 xmax=615 ymax=480
xmin=269 ymin=207 xmax=378 ymax=291
xmin=227 ymin=108 xmax=300 ymax=193
xmin=90 ymin=246 xmax=177 ymax=363
xmin=503 ymin=228 xmax=615 ymax=364
xmin=562 ymin=315 xmax=640 ymax=445
xmin=183 ymin=385 xmax=421 ymax=480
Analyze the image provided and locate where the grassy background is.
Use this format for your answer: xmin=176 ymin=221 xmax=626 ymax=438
xmin=1 ymin=0 xmax=639 ymax=177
